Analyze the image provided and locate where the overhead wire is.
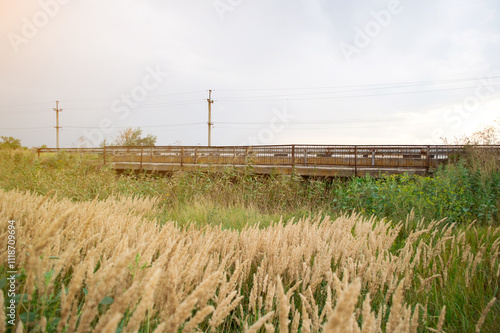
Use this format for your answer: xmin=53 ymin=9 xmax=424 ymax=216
xmin=215 ymin=75 xmax=500 ymax=92
xmin=55 ymin=90 xmax=207 ymax=103
xmin=1 ymin=75 xmax=498 ymax=132
xmin=216 ymin=121 xmax=444 ymax=130
xmin=216 ymin=84 xmax=500 ymax=102
xmin=63 ymin=100 xmax=204 ymax=111
xmin=64 ymin=122 xmax=205 ymax=129
xmin=0 ymin=100 xmax=205 ymax=114
xmin=0 ymin=126 xmax=53 ymax=130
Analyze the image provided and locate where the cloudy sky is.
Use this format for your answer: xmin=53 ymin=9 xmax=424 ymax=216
xmin=1 ymin=0 xmax=499 ymax=148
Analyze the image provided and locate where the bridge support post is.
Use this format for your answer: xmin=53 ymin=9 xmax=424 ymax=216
xmin=233 ymin=147 xmax=236 ymax=167
xmin=181 ymin=147 xmax=184 ymax=168
xmin=354 ymin=146 xmax=358 ymax=177
xmin=139 ymin=147 xmax=143 ymax=171
xmin=426 ymin=145 xmax=430 ymax=173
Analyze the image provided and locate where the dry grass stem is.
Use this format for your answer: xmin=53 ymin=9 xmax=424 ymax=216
xmin=0 ymin=188 xmax=497 ymax=332
xmin=475 ymin=298 xmax=496 ymax=333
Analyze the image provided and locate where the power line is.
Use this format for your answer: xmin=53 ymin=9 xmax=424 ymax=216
xmin=216 ymin=84 xmax=500 ymax=102
xmin=215 ymin=75 xmax=500 ymax=92
xmin=0 ymin=126 xmax=52 ymax=130
xmin=61 ymin=124 xmax=206 ymax=133
xmin=0 ymin=122 xmax=205 ymax=131
xmin=40 ymin=92 xmax=206 ymax=105
xmin=0 ymin=101 xmax=55 ymax=108
xmin=0 ymin=109 xmax=480 ymax=131
xmin=3 ymin=75 xmax=499 ymax=108
xmin=216 ymin=121 xmax=445 ymax=130
xmin=0 ymin=100 xmax=205 ymax=115
xmin=216 ymin=82 xmax=500 ymax=100
xmin=218 ymin=115 xmax=399 ymax=125
xmin=2 ymin=75 xmax=498 ymax=136
xmin=61 ymin=90 xmax=207 ymax=103
xmin=0 ymin=109 xmax=50 ymax=115
xmin=0 ymin=91 xmax=207 ymax=109
xmin=2 ymin=75 xmax=499 ymax=108
xmin=63 ymin=100 xmax=204 ymax=110
xmin=64 ymin=122 xmax=205 ymax=129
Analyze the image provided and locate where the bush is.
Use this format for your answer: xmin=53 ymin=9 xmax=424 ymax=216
xmin=329 ymin=162 xmax=499 ymax=225
xmin=0 ymin=136 xmax=22 ymax=149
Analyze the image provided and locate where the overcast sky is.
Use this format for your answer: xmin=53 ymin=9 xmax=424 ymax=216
xmin=1 ymin=0 xmax=500 ymax=148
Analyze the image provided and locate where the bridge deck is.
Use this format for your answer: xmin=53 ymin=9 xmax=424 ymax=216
xmin=37 ymin=144 xmax=500 ymax=178
xmin=113 ymin=161 xmax=429 ymax=177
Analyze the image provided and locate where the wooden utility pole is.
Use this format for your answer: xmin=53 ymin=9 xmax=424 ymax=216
xmin=207 ymin=90 xmax=214 ymax=146
xmin=54 ymin=101 xmax=62 ymax=148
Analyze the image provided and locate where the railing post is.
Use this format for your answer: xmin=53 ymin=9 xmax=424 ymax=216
xmin=180 ymin=147 xmax=184 ymax=168
xmin=354 ymin=146 xmax=358 ymax=177
xmin=103 ymin=145 xmax=106 ymax=165
xmin=233 ymin=146 xmax=236 ymax=166
xmin=139 ymin=146 xmax=143 ymax=171
xmin=37 ymin=148 xmax=40 ymax=159
xmin=245 ymin=147 xmax=248 ymax=165
xmin=291 ymin=145 xmax=295 ymax=169
xmin=435 ymin=146 xmax=439 ymax=167
xmin=304 ymin=149 xmax=307 ymax=165
xmin=426 ymin=145 xmax=430 ymax=173
xmin=194 ymin=148 xmax=198 ymax=164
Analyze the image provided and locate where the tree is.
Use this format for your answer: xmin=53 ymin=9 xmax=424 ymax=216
xmin=442 ymin=123 xmax=500 ymax=145
xmin=110 ymin=127 xmax=157 ymax=146
xmin=0 ymin=136 xmax=22 ymax=149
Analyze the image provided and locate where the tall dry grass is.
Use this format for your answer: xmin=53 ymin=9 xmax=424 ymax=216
xmin=0 ymin=189 xmax=498 ymax=332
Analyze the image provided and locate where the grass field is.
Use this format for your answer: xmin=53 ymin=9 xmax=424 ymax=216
xmin=0 ymin=148 xmax=499 ymax=332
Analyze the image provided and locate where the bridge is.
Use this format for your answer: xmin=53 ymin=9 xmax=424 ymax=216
xmin=37 ymin=145 xmax=500 ymax=178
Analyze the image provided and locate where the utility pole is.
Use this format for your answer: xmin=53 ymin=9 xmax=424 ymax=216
xmin=207 ymin=90 xmax=214 ymax=147
xmin=54 ymin=101 xmax=62 ymax=148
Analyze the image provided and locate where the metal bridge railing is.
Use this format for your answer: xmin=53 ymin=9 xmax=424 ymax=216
xmin=36 ymin=144 xmax=500 ymax=173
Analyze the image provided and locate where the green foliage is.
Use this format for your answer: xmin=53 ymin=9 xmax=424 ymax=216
xmin=108 ymin=127 xmax=157 ymax=147
xmin=0 ymin=136 xmax=22 ymax=149
xmin=329 ymin=163 xmax=499 ymax=226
